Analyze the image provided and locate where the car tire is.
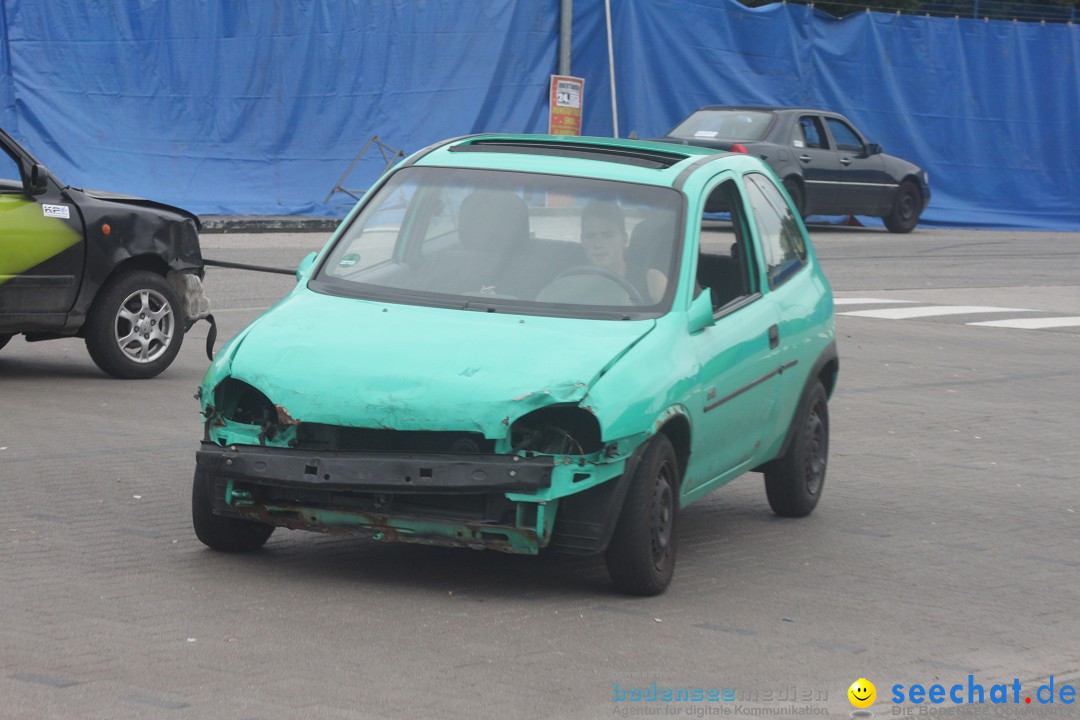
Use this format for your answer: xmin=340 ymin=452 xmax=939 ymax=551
xmin=191 ymin=469 xmax=274 ymax=552
xmin=783 ymin=178 xmax=805 ymax=217
xmin=764 ymin=381 xmax=829 ymax=518
xmin=0 ymin=333 xmax=11 ymax=351
xmin=605 ymin=434 xmax=679 ymax=596
xmin=883 ymin=180 xmax=921 ymax=233
xmin=84 ymin=270 xmax=185 ymax=379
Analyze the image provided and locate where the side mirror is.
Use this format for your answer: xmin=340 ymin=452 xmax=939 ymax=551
xmin=866 ymin=143 xmax=883 ymax=156
xmin=28 ymin=163 xmax=48 ymax=195
xmin=687 ymin=291 xmax=716 ymax=334
xmin=296 ymin=251 xmax=317 ymax=282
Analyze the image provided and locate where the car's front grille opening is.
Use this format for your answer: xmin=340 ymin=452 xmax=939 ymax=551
xmin=294 ymin=424 xmax=495 ymax=454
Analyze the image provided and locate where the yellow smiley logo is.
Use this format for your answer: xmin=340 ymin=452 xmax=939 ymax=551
xmin=848 ymin=678 xmax=876 ymax=708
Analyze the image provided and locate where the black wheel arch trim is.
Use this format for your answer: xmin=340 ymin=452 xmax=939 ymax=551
xmin=755 ymin=341 xmax=838 ymax=471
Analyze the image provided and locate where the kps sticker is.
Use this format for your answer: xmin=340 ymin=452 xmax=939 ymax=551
xmin=43 ymin=204 xmax=71 ymax=219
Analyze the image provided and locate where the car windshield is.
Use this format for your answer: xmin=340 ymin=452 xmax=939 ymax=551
xmin=311 ymin=166 xmax=683 ymax=319
xmin=669 ymin=110 xmax=773 ymax=142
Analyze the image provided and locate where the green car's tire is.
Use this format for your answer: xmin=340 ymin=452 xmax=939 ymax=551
xmin=765 ymin=381 xmax=829 ymax=518
xmin=84 ymin=270 xmax=184 ymax=379
xmin=606 ymin=434 xmax=679 ymax=596
xmin=192 ymin=469 xmax=274 ymax=552
xmin=883 ymin=180 xmax=921 ymax=234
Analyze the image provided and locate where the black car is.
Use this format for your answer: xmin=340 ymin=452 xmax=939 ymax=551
xmin=656 ymin=106 xmax=930 ymax=233
xmin=0 ymin=127 xmax=213 ymax=378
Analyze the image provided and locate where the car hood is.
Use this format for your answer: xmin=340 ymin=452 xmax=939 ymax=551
xmin=76 ymin=188 xmax=201 ymax=228
xmin=222 ymin=290 xmax=656 ymax=438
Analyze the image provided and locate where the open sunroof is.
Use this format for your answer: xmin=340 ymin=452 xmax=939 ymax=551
xmin=448 ymin=139 xmax=689 ymax=169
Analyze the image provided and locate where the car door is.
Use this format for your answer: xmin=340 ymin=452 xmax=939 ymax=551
xmin=792 ymin=114 xmax=839 ymax=214
xmin=823 ymin=116 xmax=892 ymax=214
xmin=0 ymin=133 xmax=85 ymax=323
xmin=742 ymin=172 xmax=818 ymax=440
xmin=686 ymin=174 xmax=782 ymax=491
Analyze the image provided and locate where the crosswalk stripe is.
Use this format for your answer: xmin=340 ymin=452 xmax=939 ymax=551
xmin=839 ymin=306 xmax=1034 ymax=320
xmin=833 ymin=298 xmax=917 ymax=305
xmin=967 ymin=317 xmax=1080 ymax=329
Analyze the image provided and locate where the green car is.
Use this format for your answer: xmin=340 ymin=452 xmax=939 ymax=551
xmin=193 ymin=134 xmax=837 ymax=595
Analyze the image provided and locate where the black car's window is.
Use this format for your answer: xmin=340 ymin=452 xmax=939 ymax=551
xmin=669 ymin=110 xmax=773 ymax=142
xmin=313 ymin=166 xmax=683 ymax=320
xmin=825 ymin=118 xmax=864 ymax=153
xmin=699 ymin=179 xmax=759 ymax=312
xmin=0 ymin=145 xmax=22 ymax=193
xmin=744 ymin=173 xmax=806 ymax=289
xmin=797 ymin=116 xmax=827 ymax=150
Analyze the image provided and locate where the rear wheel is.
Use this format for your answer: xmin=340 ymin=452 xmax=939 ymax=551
xmin=605 ymin=435 xmax=679 ymax=596
xmin=765 ymin=381 xmax=829 ymax=517
xmin=84 ymin=270 xmax=184 ymax=379
xmin=884 ymin=180 xmax=921 ymax=233
xmin=783 ymin=178 xmax=805 ymax=217
xmin=191 ymin=469 xmax=274 ymax=552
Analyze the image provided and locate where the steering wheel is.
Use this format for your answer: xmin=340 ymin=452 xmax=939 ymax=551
xmin=549 ymin=265 xmax=645 ymax=305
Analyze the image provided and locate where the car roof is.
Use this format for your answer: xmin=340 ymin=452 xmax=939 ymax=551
xmin=694 ymin=105 xmax=843 ymax=116
xmin=409 ymin=134 xmax=752 ymax=188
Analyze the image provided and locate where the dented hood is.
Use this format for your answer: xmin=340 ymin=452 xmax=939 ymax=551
xmin=225 ymin=290 xmax=656 ymax=438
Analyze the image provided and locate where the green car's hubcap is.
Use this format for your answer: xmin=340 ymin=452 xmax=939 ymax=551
xmin=804 ymin=403 xmax=827 ymax=496
xmin=115 ymin=289 xmax=174 ymax=363
xmin=651 ymin=467 xmax=674 ymax=567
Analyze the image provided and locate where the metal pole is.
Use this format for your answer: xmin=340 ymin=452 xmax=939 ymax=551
xmin=604 ymin=0 xmax=619 ymax=138
xmin=559 ymin=0 xmax=572 ymax=76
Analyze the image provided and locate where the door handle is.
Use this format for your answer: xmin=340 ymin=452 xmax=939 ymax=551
xmin=839 ymin=157 xmax=852 ymax=166
xmin=798 ymin=155 xmax=811 ymax=163
xmin=768 ymin=324 xmax=779 ymax=349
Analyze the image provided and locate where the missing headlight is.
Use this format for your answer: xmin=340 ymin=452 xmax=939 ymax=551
xmin=214 ymin=378 xmax=276 ymax=426
xmin=510 ymin=405 xmax=602 ymax=455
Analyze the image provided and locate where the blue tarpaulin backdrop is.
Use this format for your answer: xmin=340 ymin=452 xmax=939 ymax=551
xmin=0 ymin=0 xmax=1077 ymax=229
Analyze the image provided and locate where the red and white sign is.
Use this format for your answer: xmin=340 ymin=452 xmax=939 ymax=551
xmin=548 ymin=75 xmax=585 ymax=136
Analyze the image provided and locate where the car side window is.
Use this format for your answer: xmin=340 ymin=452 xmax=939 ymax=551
xmin=825 ymin=118 xmax=864 ymax=153
xmin=0 ymin=145 xmax=23 ymax=193
xmin=797 ymin=116 xmax=827 ymax=150
xmin=744 ymin=173 xmax=806 ymax=289
xmin=699 ymin=179 xmax=759 ymax=312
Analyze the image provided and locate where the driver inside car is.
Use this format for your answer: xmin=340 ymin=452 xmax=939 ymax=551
xmin=581 ymin=201 xmax=667 ymax=303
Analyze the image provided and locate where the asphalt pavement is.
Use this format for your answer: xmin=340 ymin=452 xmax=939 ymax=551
xmin=2 ymin=225 xmax=1078 ymax=720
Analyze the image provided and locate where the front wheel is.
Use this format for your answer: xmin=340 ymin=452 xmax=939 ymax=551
xmin=192 ymin=470 xmax=274 ymax=552
xmin=764 ymin=381 xmax=829 ymax=518
xmin=84 ymin=270 xmax=184 ymax=379
xmin=883 ymin=180 xmax=921 ymax=233
xmin=605 ymin=434 xmax=679 ymax=596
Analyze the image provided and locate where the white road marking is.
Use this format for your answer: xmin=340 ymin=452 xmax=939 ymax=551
xmin=833 ymin=298 xmax=918 ymax=305
xmin=967 ymin=317 xmax=1080 ymax=329
xmin=839 ymin=305 xmax=1034 ymax=320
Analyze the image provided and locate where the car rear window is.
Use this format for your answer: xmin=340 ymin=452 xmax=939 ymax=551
xmin=669 ymin=110 xmax=773 ymax=142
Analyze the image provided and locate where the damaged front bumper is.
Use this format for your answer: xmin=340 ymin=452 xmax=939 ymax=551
xmin=196 ymin=441 xmax=634 ymax=554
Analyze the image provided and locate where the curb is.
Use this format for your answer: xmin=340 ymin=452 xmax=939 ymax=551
xmin=198 ymin=215 xmax=343 ymax=234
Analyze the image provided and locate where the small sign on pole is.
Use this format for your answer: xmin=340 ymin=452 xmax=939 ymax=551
xmin=548 ymin=75 xmax=585 ymax=136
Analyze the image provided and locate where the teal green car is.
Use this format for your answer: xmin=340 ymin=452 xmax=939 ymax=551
xmin=192 ymin=135 xmax=837 ymax=595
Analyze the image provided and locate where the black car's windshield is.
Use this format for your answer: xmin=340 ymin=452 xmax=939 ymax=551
xmin=669 ymin=110 xmax=773 ymax=142
xmin=311 ymin=166 xmax=683 ymax=319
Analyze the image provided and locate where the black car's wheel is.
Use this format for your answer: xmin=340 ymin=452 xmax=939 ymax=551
xmin=0 ymin=334 xmax=12 ymax=351
xmin=192 ymin=469 xmax=274 ymax=552
xmin=84 ymin=270 xmax=185 ymax=379
xmin=765 ymin=381 xmax=829 ymax=518
xmin=783 ymin=178 xmax=805 ymax=217
xmin=883 ymin=180 xmax=922 ymax=233
xmin=606 ymin=434 xmax=679 ymax=596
